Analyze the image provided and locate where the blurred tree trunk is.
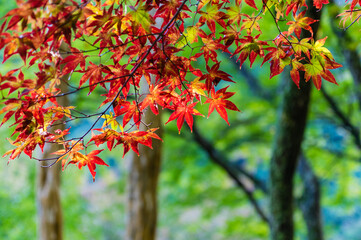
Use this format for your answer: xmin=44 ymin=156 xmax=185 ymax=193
xmin=37 ymin=43 xmax=70 ymax=240
xmin=269 ymin=1 xmax=321 ymax=239
xmin=37 ymin=150 xmax=63 ymax=240
xmin=298 ymin=154 xmax=324 ymax=240
xmin=126 ymin=108 xmax=163 ymax=240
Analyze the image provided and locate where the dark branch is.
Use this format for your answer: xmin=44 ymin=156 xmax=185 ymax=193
xmin=320 ymin=87 xmax=361 ymax=149
xmin=191 ymin=122 xmax=270 ymax=224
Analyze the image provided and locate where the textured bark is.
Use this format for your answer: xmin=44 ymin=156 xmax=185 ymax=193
xmin=126 ymin=109 xmax=163 ymax=240
xmin=270 ymin=73 xmax=312 ymax=240
xmin=298 ymin=155 xmax=323 ymax=240
xmin=36 ymin=43 xmax=70 ymax=240
xmin=269 ymin=1 xmax=321 ymax=239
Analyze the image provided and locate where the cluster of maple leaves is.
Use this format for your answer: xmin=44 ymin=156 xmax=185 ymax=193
xmin=0 ymin=0 xmax=357 ymax=180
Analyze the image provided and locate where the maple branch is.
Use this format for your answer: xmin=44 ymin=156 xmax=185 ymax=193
xmin=50 ymin=112 xmax=103 ymax=127
xmin=62 ymin=33 xmax=159 ymax=55
xmin=263 ymin=2 xmax=299 ymax=58
xmin=0 ymin=75 xmax=132 ymax=102
xmin=344 ymin=12 xmax=361 ymax=30
xmin=191 ymin=122 xmax=270 ymax=224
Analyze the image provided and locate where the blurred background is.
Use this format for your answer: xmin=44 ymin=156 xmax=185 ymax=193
xmin=1 ymin=1 xmax=361 ymax=240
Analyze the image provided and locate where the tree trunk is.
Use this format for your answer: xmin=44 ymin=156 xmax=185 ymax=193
xmin=37 ymin=155 xmax=63 ymax=240
xmin=126 ymin=109 xmax=163 ymax=240
xmin=298 ymin=154 xmax=324 ymax=240
xmin=37 ymin=43 xmax=70 ymax=240
xmin=269 ymin=1 xmax=321 ymax=239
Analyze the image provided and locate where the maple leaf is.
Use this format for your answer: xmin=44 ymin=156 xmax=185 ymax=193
xmin=85 ymin=4 xmax=115 ymax=34
xmin=225 ymin=4 xmax=243 ymax=25
xmin=199 ymin=35 xmax=225 ymax=63
xmin=140 ymin=85 xmax=165 ymax=115
xmin=175 ymin=25 xmax=206 ymax=48
xmin=233 ymin=35 xmax=268 ymax=68
xmin=0 ymin=98 xmax=22 ymax=117
xmin=290 ymin=59 xmax=304 ymax=88
xmin=286 ymin=0 xmax=307 ymax=16
xmin=119 ymin=129 xmax=161 ymax=156
xmin=52 ymin=140 xmax=84 ymax=166
xmin=5 ymin=129 xmax=48 ymax=160
xmin=350 ymin=0 xmax=361 ymax=10
xmin=303 ymin=57 xmax=341 ymax=90
xmin=102 ymin=112 xmax=123 ymax=131
xmin=311 ymin=37 xmax=333 ymax=60
xmin=0 ymin=70 xmax=35 ymax=95
xmin=79 ymin=62 xmax=111 ymax=92
xmin=165 ymin=99 xmax=203 ymax=133
xmin=221 ymin=26 xmax=241 ymax=48
xmin=89 ymin=128 xmax=120 ymax=151
xmin=4 ymin=1 xmax=41 ymax=31
xmin=200 ymin=62 xmax=234 ymax=91
xmin=184 ymin=25 xmax=206 ymax=43
xmin=287 ymin=11 xmax=318 ymax=38
xmin=129 ymin=3 xmax=155 ymax=33
xmin=67 ymin=150 xmax=109 ymax=181
xmin=262 ymin=44 xmax=292 ymax=79
xmin=241 ymin=13 xmax=262 ymax=35
xmin=199 ymin=2 xmax=225 ymax=33
xmin=187 ymin=77 xmax=207 ymax=101
xmin=288 ymin=35 xmax=312 ymax=59
xmin=205 ymin=87 xmax=240 ymax=125
xmin=2 ymin=35 xmax=30 ymax=63
xmin=155 ymin=0 xmax=191 ymax=28
xmin=113 ymin=100 xmax=141 ymax=128
xmin=313 ymin=0 xmax=329 ymax=9
xmin=61 ymin=51 xmax=88 ymax=75
xmin=89 ymin=128 xmax=161 ymax=156
xmin=236 ymin=0 xmax=258 ymax=10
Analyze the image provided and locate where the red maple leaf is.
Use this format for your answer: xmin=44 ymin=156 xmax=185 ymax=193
xmin=61 ymin=51 xmax=88 ymax=75
xmin=201 ymin=62 xmax=234 ymax=91
xmin=140 ymin=85 xmax=165 ymax=115
xmin=233 ymin=35 xmax=268 ymax=68
xmin=113 ymin=100 xmax=141 ymax=128
xmin=120 ymin=129 xmax=161 ymax=156
xmin=313 ymin=0 xmax=329 ymax=9
xmin=165 ymin=99 xmax=203 ymax=133
xmin=67 ymin=149 xmax=109 ymax=181
xmin=79 ymin=62 xmax=111 ymax=92
xmin=287 ymin=11 xmax=318 ymax=38
xmin=350 ymin=0 xmax=361 ymax=10
xmin=205 ymin=87 xmax=240 ymax=125
xmin=236 ymin=0 xmax=257 ymax=9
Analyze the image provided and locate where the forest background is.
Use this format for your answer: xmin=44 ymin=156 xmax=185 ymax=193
xmin=1 ymin=0 xmax=361 ymax=239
